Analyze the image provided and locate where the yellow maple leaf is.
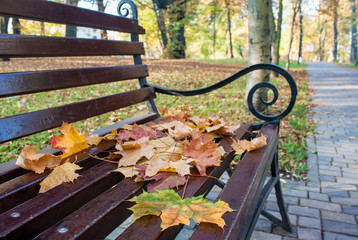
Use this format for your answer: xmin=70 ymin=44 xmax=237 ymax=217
xmin=231 ymin=135 xmax=267 ymax=154
xmin=16 ymin=145 xmax=62 ymax=174
xmin=85 ymin=130 xmax=117 ymax=146
xmin=117 ymin=137 xmax=155 ymax=167
xmin=114 ymin=166 xmax=141 ymax=178
xmin=144 ymin=154 xmax=192 ymax=177
xmin=50 ymin=122 xmax=89 ymax=159
xmin=129 ymin=189 xmax=234 ymax=230
xmin=39 ymin=162 xmax=82 ymax=193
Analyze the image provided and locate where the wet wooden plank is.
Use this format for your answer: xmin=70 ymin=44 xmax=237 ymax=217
xmin=190 ymin=123 xmax=279 ymax=240
xmin=0 ymin=87 xmax=156 ymax=144
xmin=116 ymin=123 xmax=253 ymax=240
xmin=0 ymin=0 xmax=145 ymax=34
xmin=0 ymin=112 xmax=160 ymax=184
xmin=0 ymin=161 xmax=122 ymax=240
xmin=0 ymin=34 xmax=144 ymax=58
xmin=0 ymin=65 xmax=148 ymax=98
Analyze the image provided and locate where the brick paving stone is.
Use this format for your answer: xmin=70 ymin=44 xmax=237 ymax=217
xmin=319 ymin=169 xmax=342 ymax=177
xmin=309 ymin=192 xmax=329 ymax=201
xmin=324 ymin=232 xmax=358 ymax=240
xmin=332 ymin=162 xmax=348 ymax=167
xmin=282 ymin=188 xmax=308 ymax=198
xmin=265 ymin=201 xmax=280 ymax=212
xmin=284 ymin=196 xmax=299 ymax=205
xmin=321 ymin=182 xmax=357 ymax=191
xmin=349 ymin=191 xmax=358 ymax=198
xmin=331 ymin=196 xmax=358 ymax=205
xmin=343 ymin=172 xmax=358 ymax=179
xmin=321 ymin=187 xmax=350 ymax=197
xmin=319 ymin=165 xmax=341 ymax=171
xmin=320 ymin=174 xmax=336 ymax=182
xmin=297 ymin=228 xmax=322 ymax=240
xmin=334 ymin=158 xmax=357 ymax=164
xmin=298 ymin=216 xmax=321 ymax=229
xmin=348 ymin=164 xmax=358 ymax=169
xmin=288 ymin=205 xmax=320 ymax=218
xmin=272 ymin=225 xmax=298 ymax=237
xmin=318 ymin=160 xmax=332 ymax=166
xmin=321 ymin=210 xmax=357 ymax=224
xmin=343 ymin=206 xmax=358 ymax=215
xmin=267 ymin=210 xmax=297 ymax=226
xmin=254 ymin=219 xmax=272 ymax=232
xmin=322 ymin=220 xmax=358 ymax=236
xmin=251 ymin=231 xmax=283 ymax=240
xmin=337 ymin=177 xmax=358 ymax=185
xmin=342 ymin=168 xmax=358 ymax=174
xmin=300 ymin=198 xmax=341 ymax=212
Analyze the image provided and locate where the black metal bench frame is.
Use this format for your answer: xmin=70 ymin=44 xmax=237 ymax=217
xmin=0 ymin=0 xmax=297 ymax=239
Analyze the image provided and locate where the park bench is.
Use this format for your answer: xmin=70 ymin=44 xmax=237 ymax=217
xmin=0 ymin=0 xmax=297 ymax=239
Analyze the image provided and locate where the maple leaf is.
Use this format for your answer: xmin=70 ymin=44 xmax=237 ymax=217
xmin=116 ymin=137 xmax=155 ymax=167
xmin=114 ymin=166 xmax=141 ymax=178
xmin=231 ymin=135 xmax=267 ymax=154
xmin=129 ymin=189 xmax=234 ymax=230
xmin=117 ymin=124 xmax=157 ymax=141
xmin=148 ymin=135 xmax=176 ymax=150
xmin=144 ymin=173 xmax=186 ymax=192
xmin=50 ymin=122 xmax=89 ymax=159
xmin=16 ymin=145 xmax=62 ymax=174
xmin=153 ymin=121 xmax=192 ymax=140
xmin=181 ymin=134 xmax=224 ymax=175
xmin=39 ymin=162 xmax=82 ymax=193
xmin=85 ymin=130 xmax=117 ymax=145
xmin=144 ymin=154 xmax=192 ymax=177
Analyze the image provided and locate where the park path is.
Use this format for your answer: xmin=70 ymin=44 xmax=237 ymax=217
xmin=251 ymin=62 xmax=358 ymax=239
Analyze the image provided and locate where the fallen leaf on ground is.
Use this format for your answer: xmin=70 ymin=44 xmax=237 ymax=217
xmin=144 ymin=173 xmax=186 ymax=192
xmin=153 ymin=121 xmax=192 ymax=140
xmin=117 ymin=137 xmax=155 ymax=167
xmin=50 ymin=122 xmax=89 ymax=159
xmin=39 ymin=162 xmax=82 ymax=193
xmin=16 ymin=145 xmax=61 ymax=174
xmin=85 ymin=130 xmax=117 ymax=145
xmin=117 ymin=124 xmax=157 ymax=141
xmin=144 ymin=154 xmax=192 ymax=177
xmin=129 ymin=189 xmax=234 ymax=230
xmin=114 ymin=166 xmax=141 ymax=178
xmin=231 ymin=135 xmax=267 ymax=154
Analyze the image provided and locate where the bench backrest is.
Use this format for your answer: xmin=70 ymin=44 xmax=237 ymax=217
xmin=0 ymin=0 xmax=158 ymax=145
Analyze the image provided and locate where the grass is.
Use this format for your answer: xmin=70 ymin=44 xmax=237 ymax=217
xmin=335 ymin=62 xmax=358 ymax=70
xmin=0 ymin=57 xmax=314 ymax=180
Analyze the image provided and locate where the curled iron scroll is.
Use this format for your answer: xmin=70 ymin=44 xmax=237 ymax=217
xmin=117 ymin=0 xmax=138 ymax=20
xmin=145 ymin=63 xmax=298 ymax=121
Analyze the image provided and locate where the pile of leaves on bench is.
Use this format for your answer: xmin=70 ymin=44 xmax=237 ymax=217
xmin=14 ymin=109 xmax=267 ymax=230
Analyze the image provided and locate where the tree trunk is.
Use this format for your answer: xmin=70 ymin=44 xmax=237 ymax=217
xmin=297 ymin=3 xmax=303 ymax=64
xmin=153 ymin=2 xmax=169 ymax=49
xmin=167 ymin=0 xmax=187 ymax=59
xmin=286 ymin=0 xmax=300 ymax=70
xmin=225 ymin=0 xmax=234 ymax=59
xmin=245 ymin=0 xmax=272 ymax=112
xmin=212 ymin=0 xmax=218 ymax=59
xmin=40 ymin=21 xmax=45 ymax=36
xmin=351 ymin=0 xmax=357 ymax=64
xmin=97 ymin=0 xmax=108 ymax=39
xmin=12 ymin=18 xmax=21 ymax=34
xmin=65 ymin=0 xmax=79 ymax=37
xmin=332 ymin=0 xmax=338 ymax=62
xmin=272 ymin=0 xmax=283 ymax=74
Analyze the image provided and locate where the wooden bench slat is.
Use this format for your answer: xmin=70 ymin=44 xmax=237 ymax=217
xmin=0 ymin=65 xmax=148 ymax=98
xmin=0 ymin=112 xmax=160 ymax=184
xmin=190 ymin=124 xmax=279 ymax=240
xmin=116 ymin=123 xmax=252 ymax=240
xmin=0 ymin=87 xmax=156 ymax=143
xmin=0 ymin=34 xmax=145 ymax=58
xmin=0 ymin=162 xmax=121 ymax=239
xmin=0 ymin=0 xmax=145 ymax=34
xmin=33 ymin=179 xmax=146 ymax=240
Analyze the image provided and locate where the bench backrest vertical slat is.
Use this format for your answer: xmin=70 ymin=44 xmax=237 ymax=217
xmin=0 ymin=0 xmax=145 ymax=34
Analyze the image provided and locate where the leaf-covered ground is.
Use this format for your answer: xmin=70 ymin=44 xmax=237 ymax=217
xmin=0 ymin=57 xmax=314 ymax=179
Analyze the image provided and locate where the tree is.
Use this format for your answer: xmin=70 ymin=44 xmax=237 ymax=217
xmin=271 ymin=0 xmax=283 ymax=73
xmin=225 ymin=0 xmax=234 ymax=58
xmin=297 ymin=2 xmax=303 ymax=64
xmin=351 ymin=0 xmax=357 ymax=64
xmin=65 ymin=0 xmax=79 ymax=37
xmin=286 ymin=0 xmax=300 ymax=70
xmin=0 ymin=17 xmax=10 ymax=61
xmin=332 ymin=0 xmax=339 ymax=62
xmin=245 ymin=0 xmax=272 ymax=112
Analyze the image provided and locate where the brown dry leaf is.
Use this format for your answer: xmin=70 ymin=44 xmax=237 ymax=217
xmin=153 ymin=121 xmax=192 ymax=140
xmin=114 ymin=166 xmax=141 ymax=178
xmin=39 ymin=162 xmax=82 ymax=193
xmin=144 ymin=173 xmax=186 ymax=192
xmin=231 ymin=135 xmax=267 ymax=154
xmin=85 ymin=130 xmax=117 ymax=145
xmin=182 ymin=134 xmax=224 ymax=176
xmin=149 ymin=135 xmax=177 ymax=150
xmin=50 ymin=122 xmax=89 ymax=159
xmin=16 ymin=145 xmax=62 ymax=174
xmin=117 ymin=124 xmax=157 ymax=141
xmin=144 ymin=154 xmax=192 ymax=177
xmin=117 ymin=137 xmax=155 ymax=167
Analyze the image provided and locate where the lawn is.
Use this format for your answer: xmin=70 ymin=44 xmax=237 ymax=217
xmin=0 ymin=57 xmax=314 ymax=180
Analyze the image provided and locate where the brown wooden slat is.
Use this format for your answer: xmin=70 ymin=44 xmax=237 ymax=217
xmin=116 ymin=123 xmax=253 ymax=240
xmin=0 ymin=162 xmax=121 ymax=240
xmin=0 ymin=87 xmax=156 ymax=144
xmin=0 ymin=34 xmax=145 ymax=58
xmin=0 ymin=65 xmax=148 ymax=98
xmin=190 ymin=124 xmax=279 ymax=240
xmin=0 ymin=0 xmax=145 ymax=34
xmin=0 ymin=112 xmax=160 ymax=184
xmin=33 ymin=179 xmax=146 ymax=240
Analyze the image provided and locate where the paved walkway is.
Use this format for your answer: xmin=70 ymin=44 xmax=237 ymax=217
xmin=251 ymin=62 xmax=358 ymax=239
